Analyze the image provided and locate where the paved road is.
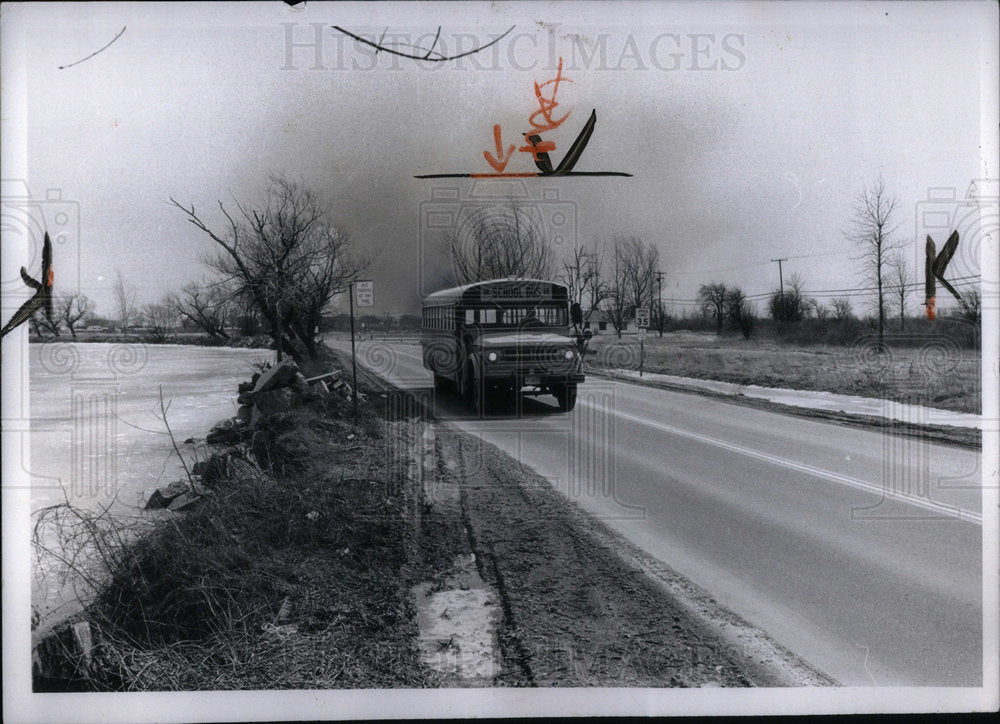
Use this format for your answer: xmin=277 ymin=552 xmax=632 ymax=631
xmin=330 ymin=338 xmax=983 ymax=686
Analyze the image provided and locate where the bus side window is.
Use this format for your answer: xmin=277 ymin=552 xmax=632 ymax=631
xmin=483 ymin=309 xmax=496 ymax=324
xmin=466 ymin=309 xmax=475 ymax=324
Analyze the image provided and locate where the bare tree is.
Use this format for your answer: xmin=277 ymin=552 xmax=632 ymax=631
xmin=619 ymin=235 xmax=660 ymax=314
xmin=601 ymin=236 xmax=660 ymax=337
xmin=604 ymin=243 xmax=632 ymax=338
xmin=170 ymin=281 xmax=230 ymax=339
xmin=888 ymin=251 xmax=912 ymax=330
xmin=848 ymin=177 xmax=903 ymax=344
xmin=56 ymin=292 xmax=93 ymax=340
xmin=831 ymin=297 xmax=853 ymax=321
xmin=142 ymin=299 xmax=177 ymax=342
xmin=724 ymin=286 xmax=754 ymax=339
xmin=113 ymin=269 xmax=138 ymax=337
xmin=768 ymin=273 xmax=809 ymax=322
xmin=558 ymin=244 xmax=594 ymax=308
xmin=724 ymin=286 xmax=746 ymax=326
xmin=958 ymin=289 xmax=981 ymax=324
xmin=446 ymin=200 xmax=554 ymax=284
xmin=808 ymin=299 xmax=830 ymax=320
xmin=698 ymin=282 xmax=728 ymax=333
xmin=232 ymin=287 xmax=261 ymax=336
xmin=171 ymin=176 xmax=365 ymax=362
xmin=580 ymin=244 xmax=609 ymax=321
xmin=31 ymin=308 xmax=60 ymax=337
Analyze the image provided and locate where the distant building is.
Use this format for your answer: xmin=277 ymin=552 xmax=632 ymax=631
xmin=582 ymin=309 xmax=639 ymax=336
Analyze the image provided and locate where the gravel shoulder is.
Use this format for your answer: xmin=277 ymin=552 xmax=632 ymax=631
xmin=427 ymin=422 xmax=835 ymax=687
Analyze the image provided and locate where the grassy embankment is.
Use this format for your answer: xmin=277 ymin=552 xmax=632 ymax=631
xmin=586 ymin=330 xmax=981 ymax=414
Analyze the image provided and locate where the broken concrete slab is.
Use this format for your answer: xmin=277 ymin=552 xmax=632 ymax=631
xmin=305 ymin=370 xmax=342 ymax=386
xmin=207 ymin=417 xmax=241 ymax=445
xmin=251 ymin=359 xmax=299 ymax=396
xmin=145 ymin=480 xmax=191 ymax=510
xmin=167 ymin=491 xmax=211 ymax=512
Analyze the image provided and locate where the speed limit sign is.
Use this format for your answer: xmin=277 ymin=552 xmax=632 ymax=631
xmin=635 ymin=307 xmax=650 ymax=328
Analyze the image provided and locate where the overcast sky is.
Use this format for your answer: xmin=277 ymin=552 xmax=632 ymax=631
xmin=3 ymin=1 xmax=995 ymax=319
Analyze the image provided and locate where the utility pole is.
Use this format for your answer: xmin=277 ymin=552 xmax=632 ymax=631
xmin=771 ymin=258 xmax=788 ymax=320
xmin=655 ymin=271 xmax=664 ymax=337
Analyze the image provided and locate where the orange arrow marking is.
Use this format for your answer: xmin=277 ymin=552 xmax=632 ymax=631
xmin=483 ymin=124 xmax=516 ymax=173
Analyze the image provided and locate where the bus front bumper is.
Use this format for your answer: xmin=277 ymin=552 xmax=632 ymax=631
xmin=481 ymin=370 xmax=585 ymax=388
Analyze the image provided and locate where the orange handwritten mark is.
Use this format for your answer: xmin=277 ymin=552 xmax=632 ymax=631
xmin=926 ymin=297 xmax=935 ymax=321
xmin=47 ymin=269 xmax=54 ymax=287
xmin=483 ymin=125 xmax=516 ymax=173
xmin=518 ymin=57 xmax=573 ymax=161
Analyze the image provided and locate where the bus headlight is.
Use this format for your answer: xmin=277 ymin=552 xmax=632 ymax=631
xmin=487 ymin=351 xmax=499 ymax=363
xmin=563 ymin=349 xmax=575 ymax=360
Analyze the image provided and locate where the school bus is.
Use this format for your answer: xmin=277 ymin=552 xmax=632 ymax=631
xmin=420 ymin=278 xmax=592 ymax=412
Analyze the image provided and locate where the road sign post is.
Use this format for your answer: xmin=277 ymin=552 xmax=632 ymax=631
xmin=349 ymin=283 xmax=357 ymax=413
xmin=348 ymin=280 xmax=374 ymax=414
xmin=635 ymin=307 xmax=649 ymax=377
xmin=356 ymin=280 xmax=375 ymax=307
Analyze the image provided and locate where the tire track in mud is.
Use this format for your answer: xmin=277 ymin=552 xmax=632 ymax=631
xmin=454 ymin=437 xmax=535 ymax=685
xmin=433 ymin=423 xmax=835 ymax=687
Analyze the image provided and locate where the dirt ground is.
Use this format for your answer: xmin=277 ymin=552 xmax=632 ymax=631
xmin=586 ymin=332 xmax=981 ymax=414
xmin=420 ymin=423 xmax=832 ymax=687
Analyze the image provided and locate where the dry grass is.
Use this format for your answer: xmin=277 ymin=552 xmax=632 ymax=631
xmin=587 ymin=332 xmax=981 ymax=414
xmin=34 ymin=351 xmax=431 ymax=691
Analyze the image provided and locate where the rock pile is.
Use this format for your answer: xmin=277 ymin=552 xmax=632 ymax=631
xmin=144 ymin=359 xmax=350 ymax=511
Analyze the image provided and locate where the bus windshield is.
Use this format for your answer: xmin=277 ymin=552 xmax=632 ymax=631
xmin=462 ymin=304 xmax=567 ymax=327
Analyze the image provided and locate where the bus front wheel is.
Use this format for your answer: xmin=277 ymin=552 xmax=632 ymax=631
xmin=554 ymin=384 xmax=577 ymax=412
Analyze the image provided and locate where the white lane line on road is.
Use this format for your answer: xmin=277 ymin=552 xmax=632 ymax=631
xmin=581 ymin=400 xmax=982 ymax=526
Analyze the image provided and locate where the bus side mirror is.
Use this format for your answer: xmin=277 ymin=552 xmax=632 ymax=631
xmin=570 ymin=302 xmax=583 ymax=326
